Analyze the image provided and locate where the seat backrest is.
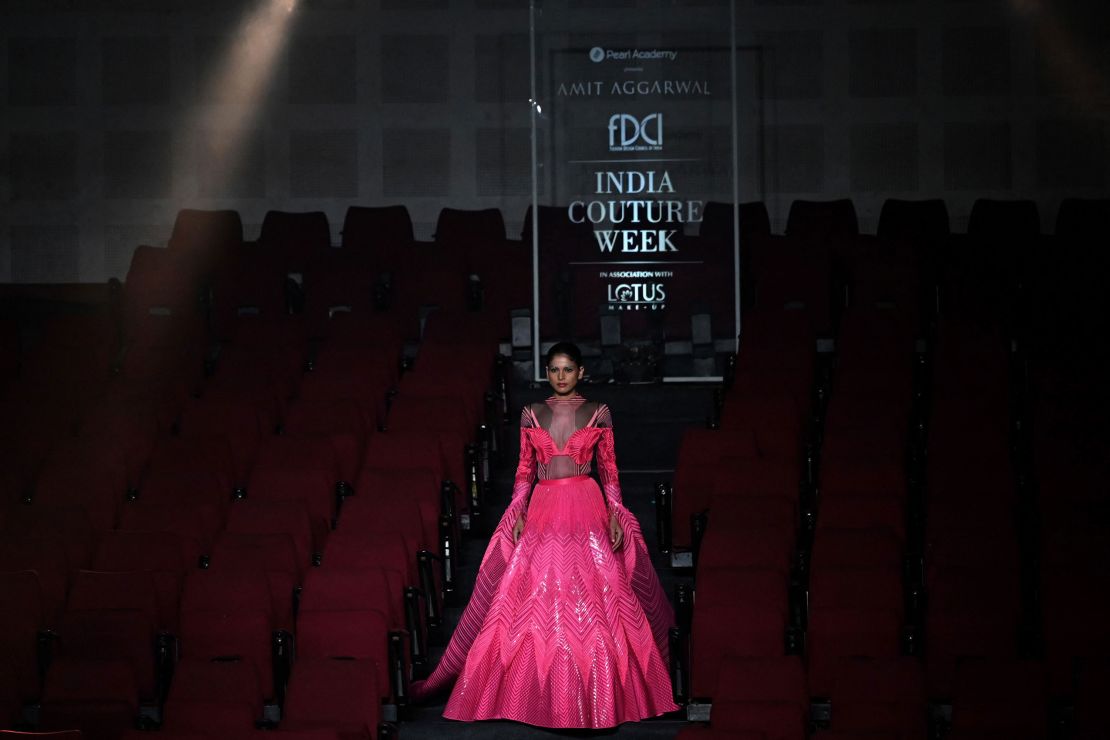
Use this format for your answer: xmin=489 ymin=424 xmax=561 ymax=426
xmin=716 ymin=655 xmax=807 ymax=705
xmin=435 ymin=207 xmax=505 ymax=246
xmin=808 ymin=567 xmax=904 ymax=614
xmin=300 ymin=568 xmax=394 ymax=620
xmin=66 ymin=570 xmax=160 ymax=623
xmin=321 ymin=530 xmax=415 ymax=584
xmin=967 ymin=198 xmax=1040 ymax=240
xmin=225 ymin=500 xmax=315 ymax=567
xmin=786 ymin=199 xmax=858 ymax=243
xmin=341 ymin=205 xmax=413 ymax=250
xmin=169 ymin=209 xmax=244 ymax=271
xmin=701 ymin=200 xmax=772 ymax=243
xmin=282 ymin=657 xmax=382 ymax=729
xmin=259 ymin=210 xmax=331 ymax=253
xmin=877 ymin=198 xmax=950 ymax=245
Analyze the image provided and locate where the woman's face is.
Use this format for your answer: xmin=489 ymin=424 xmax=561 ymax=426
xmin=546 ymin=353 xmax=584 ymax=397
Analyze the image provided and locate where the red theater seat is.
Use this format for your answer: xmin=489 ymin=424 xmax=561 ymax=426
xmin=341 ymin=204 xmax=414 ymax=253
xmin=210 ymin=244 xmax=288 ymax=342
xmin=0 ymin=571 xmax=46 ymax=702
xmin=707 ymin=656 xmax=809 ymax=740
xmin=321 ymin=530 xmax=417 ymax=588
xmin=38 ymin=657 xmax=138 ymax=740
xmin=1 ymin=506 xmax=94 ymax=581
xmin=132 ymin=471 xmax=229 ymax=535
xmin=92 ymin=530 xmax=191 ymax=623
xmin=167 ymin=208 xmax=243 ymax=275
xmin=828 ymin=657 xmax=925 ymax=739
xmin=225 ymin=499 xmax=317 ymax=569
xmin=145 ymin=438 xmax=236 ymax=498
xmin=281 ymin=399 xmax=369 ymax=484
xmin=434 ymin=207 xmax=505 ymax=247
xmin=299 ymin=567 xmax=400 ymax=630
xmin=258 ymin=209 xmax=331 ymax=273
xmin=176 ymin=400 xmax=269 ymax=488
xmin=924 ymin=565 xmax=1021 ymax=698
xmin=786 ymin=199 xmax=858 ymax=243
xmin=244 ymin=469 xmax=334 ymax=547
xmin=208 ymin=532 xmax=302 ymax=620
xmin=75 ymin=401 xmax=160 ymax=489
xmin=703 ymin=497 xmax=795 ymax=537
xmin=362 ymin=433 xmax=449 ymax=491
xmin=815 ymin=496 xmax=905 ymax=542
xmin=32 ymin=466 xmax=126 ymax=532
xmin=117 ymin=503 xmax=215 ymax=561
xmin=254 ymin=437 xmax=342 ymax=488
xmin=162 ymin=699 xmax=257 ymax=737
xmin=281 ymin=658 xmax=382 ymax=740
xmin=338 ymin=490 xmax=438 ymax=555
xmin=1074 ymin=661 xmax=1110 ymax=740
xmin=691 ymin=605 xmax=786 ymax=699
xmin=694 ymin=566 xmax=788 ymax=617
xmin=950 ymin=659 xmax=1048 ymax=739
xmin=296 ymin=364 xmax=391 ymax=434
xmin=179 ymin=571 xmax=283 ymax=699
xmin=697 ymin=524 xmax=793 ymax=576
xmin=295 ymin=610 xmax=391 ymax=701
xmin=0 ymin=535 xmax=72 ymax=623
xmin=55 ymin=608 xmax=155 ymax=703
xmin=161 ymin=657 xmax=264 ymax=734
xmin=811 ymin=528 xmax=902 ymax=571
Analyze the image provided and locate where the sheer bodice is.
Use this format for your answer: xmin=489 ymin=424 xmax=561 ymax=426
xmin=515 ymin=396 xmax=622 ymax=507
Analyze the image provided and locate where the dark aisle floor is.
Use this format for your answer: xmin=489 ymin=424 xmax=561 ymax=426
xmin=400 ymin=381 xmax=716 ymax=739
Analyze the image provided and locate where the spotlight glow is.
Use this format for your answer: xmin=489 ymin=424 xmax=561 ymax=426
xmin=1010 ymin=0 xmax=1105 ymax=111
xmin=194 ymin=0 xmax=298 ymax=187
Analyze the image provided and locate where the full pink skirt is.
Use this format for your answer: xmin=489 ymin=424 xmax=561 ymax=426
xmin=442 ymin=475 xmax=678 ymax=728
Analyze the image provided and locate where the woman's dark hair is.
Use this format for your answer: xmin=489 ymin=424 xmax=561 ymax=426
xmin=545 ymin=341 xmax=583 ymax=367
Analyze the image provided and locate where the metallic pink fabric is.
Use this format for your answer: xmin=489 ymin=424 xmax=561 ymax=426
xmin=411 ymin=397 xmax=677 ymax=728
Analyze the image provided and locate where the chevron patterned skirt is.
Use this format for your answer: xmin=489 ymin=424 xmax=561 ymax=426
xmin=442 ymin=475 xmax=677 ymax=728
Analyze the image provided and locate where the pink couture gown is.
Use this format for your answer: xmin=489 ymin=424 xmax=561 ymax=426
xmin=411 ymin=395 xmax=677 ymax=728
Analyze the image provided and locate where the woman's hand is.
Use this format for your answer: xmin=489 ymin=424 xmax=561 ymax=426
xmin=512 ymin=515 xmax=525 ymax=544
xmin=609 ymin=511 xmax=624 ymax=551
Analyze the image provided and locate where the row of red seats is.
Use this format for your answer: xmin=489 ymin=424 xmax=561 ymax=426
xmin=1 ymin=525 xmax=402 ymax=737
xmin=1 ymin=291 xmax=505 ymax=738
xmin=674 ymin=252 xmax=1037 ymax=736
xmin=672 ymin=298 xmax=819 ymax=710
xmin=676 ymin=654 xmax=1108 ymax=740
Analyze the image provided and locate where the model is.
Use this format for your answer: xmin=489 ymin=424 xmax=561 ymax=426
xmin=411 ymin=341 xmax=678 ymax=728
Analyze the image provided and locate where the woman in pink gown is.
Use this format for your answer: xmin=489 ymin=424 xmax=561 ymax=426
xmin=411 ymin=342 xmax=678 ymax=728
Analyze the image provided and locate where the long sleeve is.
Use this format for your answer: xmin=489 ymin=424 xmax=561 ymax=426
xmin=594 ymin=404 xmax=623 ymax=510
xmin=510 ymin=416 xmax=537 ymax=517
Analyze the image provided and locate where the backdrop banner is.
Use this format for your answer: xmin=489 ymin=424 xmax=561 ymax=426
xmin=529 ymin=1 xmax=743 ymax=374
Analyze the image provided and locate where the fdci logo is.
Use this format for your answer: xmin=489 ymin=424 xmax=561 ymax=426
xmin=608 ymin=113 xmax=663 ymax=153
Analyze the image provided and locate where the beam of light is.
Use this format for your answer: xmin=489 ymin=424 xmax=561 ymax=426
xmin=194 ymin=0 xmax=298 ymax=183
xmin=1009 ymin=0 xmax=1106 ymax=113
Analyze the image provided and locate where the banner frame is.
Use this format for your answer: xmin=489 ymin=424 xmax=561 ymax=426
xmin=528 ymin=1 xmax=742 ymax=383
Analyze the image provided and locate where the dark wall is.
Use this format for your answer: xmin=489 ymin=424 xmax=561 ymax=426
xmin=1 ymin=0 xmax=1107 ymax=282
